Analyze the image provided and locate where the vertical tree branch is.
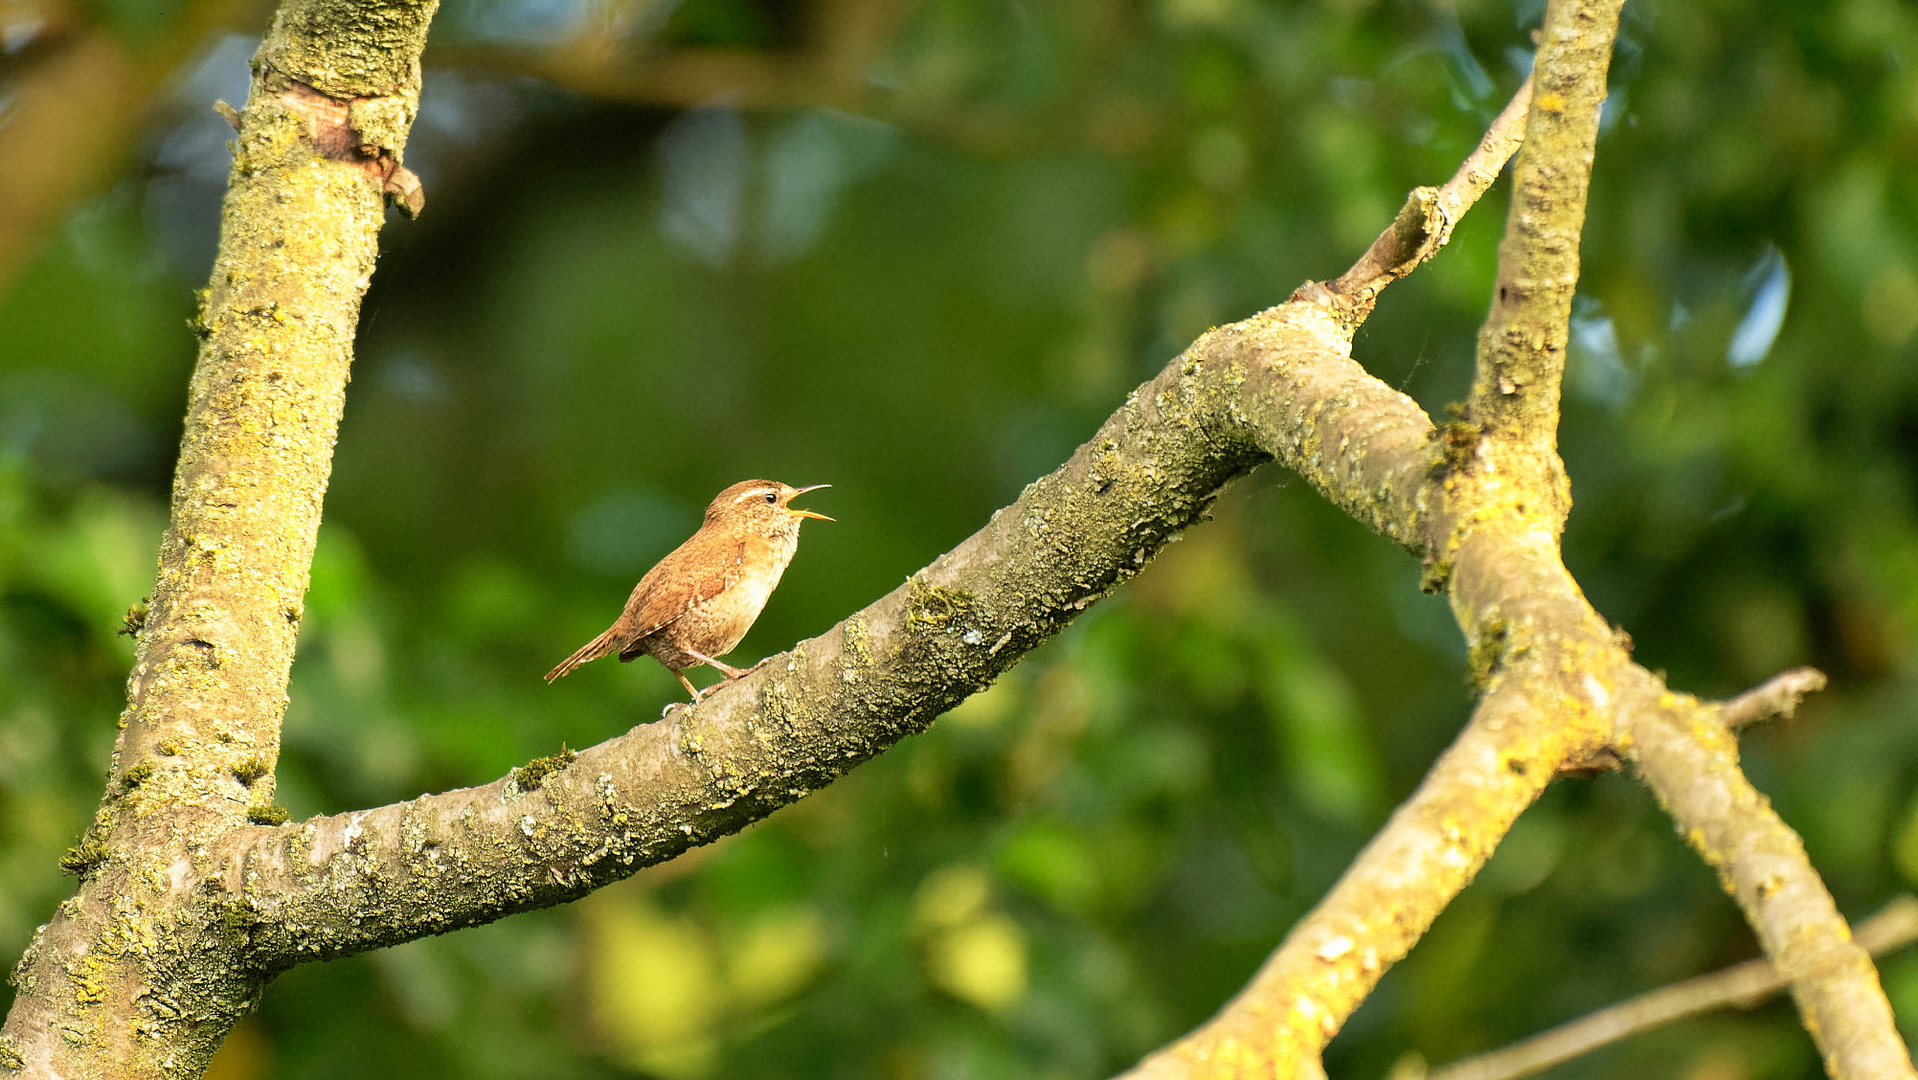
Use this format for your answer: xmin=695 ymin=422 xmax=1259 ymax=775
xmin=1464 ymin=0 xmax=1621 ymax=525
xmin=1116 ymin=5 xmax=1643 ymax=1077
xmin=0 ymin=0 xmax=436 ymax=1073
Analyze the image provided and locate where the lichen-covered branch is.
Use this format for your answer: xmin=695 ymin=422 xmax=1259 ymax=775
xmin=1214 ymin=297 xmax=1437 ymax=551
xmin=1117 ymin=506 xmax=1639 ymax=1080
xmin=1097 ymin=14 xmax=1633 ymax=1075
xmin=2 ymin=0 xmax=1900 ymax=1074
xmin=1466 ymin=0 xmax=1623 ymax=526
xmin=1429 ymin=896 xmax=1918 ymax=1080
xmin=1133 ymin=0 xmax=1911 ymax=1074
xmin=0 ymin=0 xmax=436 ymax=1072
xmin=1626 ymin=700 xmax=1917 ymax=1078
xmin=203 ymin=343 xmax=1272 ymax=963
xmin=1110 ymin=4 xmax=1883 ymax=1077
xmin=185 ymin=71 xmax=1550 ymax=973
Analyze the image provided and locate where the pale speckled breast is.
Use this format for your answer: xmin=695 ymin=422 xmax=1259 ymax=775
xmin=640 ymin=528 xmax=798 ymax=670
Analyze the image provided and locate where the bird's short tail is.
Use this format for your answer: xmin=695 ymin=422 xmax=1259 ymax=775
xmin=545 ymin=628 xmax=621 ymax=683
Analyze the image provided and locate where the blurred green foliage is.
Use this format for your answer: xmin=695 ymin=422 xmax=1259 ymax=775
xmin=5 ymin=0 xmax=1918 ymax=1077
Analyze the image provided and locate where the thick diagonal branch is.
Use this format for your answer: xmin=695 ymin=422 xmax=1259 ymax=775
xmin=0 ymin=0 xmax=436 ymax=1073
xmin=208 ymin=300 xmax=1453 ymax=966
xmin=209 ymin=342 xmax=1263 ymax=962
xmin=185 ymin=55 xmax=1518 ymax=1027
xmin=189 ymin=83 xmax=1563 ymax=962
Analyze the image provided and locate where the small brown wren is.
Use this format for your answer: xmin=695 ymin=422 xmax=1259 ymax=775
xmin=545 ymin=480 xmax=832 ymax=702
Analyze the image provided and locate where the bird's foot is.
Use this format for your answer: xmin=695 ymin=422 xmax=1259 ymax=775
xmin=719 ymin=657 xmax=775 ymax=682
xmin=686 ymin=648 xmax=752 ymax=681
xmin=672 ymin=669 xmax=705 ymax=704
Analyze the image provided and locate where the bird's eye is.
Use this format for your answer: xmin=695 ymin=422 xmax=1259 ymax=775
xmin=763 ymin=492 xmax=777 ymax=504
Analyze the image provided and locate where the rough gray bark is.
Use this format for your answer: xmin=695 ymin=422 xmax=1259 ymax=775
xmin=1 ymin=0 xmax=1910 ymax=1076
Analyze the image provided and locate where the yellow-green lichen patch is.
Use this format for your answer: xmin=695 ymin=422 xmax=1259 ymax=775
xmin=513 ymin=747 xmax=577 ymax=791
xmin=121 ymin=761 xmax=155 ymax=789
xmin=757 ymin=677 xmax=797 ymax=733
xmin=906 ymin=578 xmax=974 ymax=633
xmin=232 ymin=757 xmax=270 ymax=785
xmin=58 ymin=839 xmax=111 ymax=878
xmin=842 ymin=615 xmax=872 ymax=667
xmin=218 ymin=898 xmax=262 ymax=938
xmin=347 ymin=97 xmax=414 ymax=156
xmin=1466 ymin=616 xmax=1510 ymax=692
xmin=1430 ymin=413 xmax=1483 ymax=480
xmin=247 ymin=803 xmax=291 ymax=825
xmin=0 ymin=1033 xmax=23 ymax=1072
xmin=64 ymin=944 xmax=114 ymax=1006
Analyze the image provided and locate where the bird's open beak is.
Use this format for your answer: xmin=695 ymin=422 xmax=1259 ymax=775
xmin=787 ymin=484 xmax=834 ymax=521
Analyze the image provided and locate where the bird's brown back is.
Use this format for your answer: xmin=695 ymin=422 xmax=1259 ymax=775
xmin=607 ymin=530 xmax=751 ymax=660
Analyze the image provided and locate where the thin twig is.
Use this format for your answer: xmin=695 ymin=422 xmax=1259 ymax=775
xmin=1719 ymin=667 xmax=1827 ymax=730
xmin=1434 ymin=83 xmax=1538 ymax=225
xmin=1329 ymin=76 xmax=1534 ymax=306
xmin=1425 ymin=896 xmax=1918 ymax=1080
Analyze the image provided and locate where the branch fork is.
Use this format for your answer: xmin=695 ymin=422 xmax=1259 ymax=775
xmin=2 ymin=0 xmax=1910 ymax=1077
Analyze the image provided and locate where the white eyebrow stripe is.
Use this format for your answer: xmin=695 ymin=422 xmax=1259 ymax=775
xmin=736 ymin=488 xmax=778 ymax=502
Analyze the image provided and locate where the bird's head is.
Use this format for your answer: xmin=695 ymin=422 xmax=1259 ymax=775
xmin=707 ymin=480 xmax=833 ymax=533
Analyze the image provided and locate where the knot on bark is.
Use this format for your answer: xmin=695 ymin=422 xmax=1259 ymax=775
xmin=261 ymin=73 xmax=425 ymax=217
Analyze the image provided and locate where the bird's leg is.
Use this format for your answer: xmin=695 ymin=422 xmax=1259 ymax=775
xmin=684 ymin=648 xmax=751 ymax=681
xmin=673 ymin=668 xmax=704 ymax=702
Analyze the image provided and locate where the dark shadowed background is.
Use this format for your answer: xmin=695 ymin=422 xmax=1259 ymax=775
xmin=2 ymin=0 xmax=1917 ymax=1076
